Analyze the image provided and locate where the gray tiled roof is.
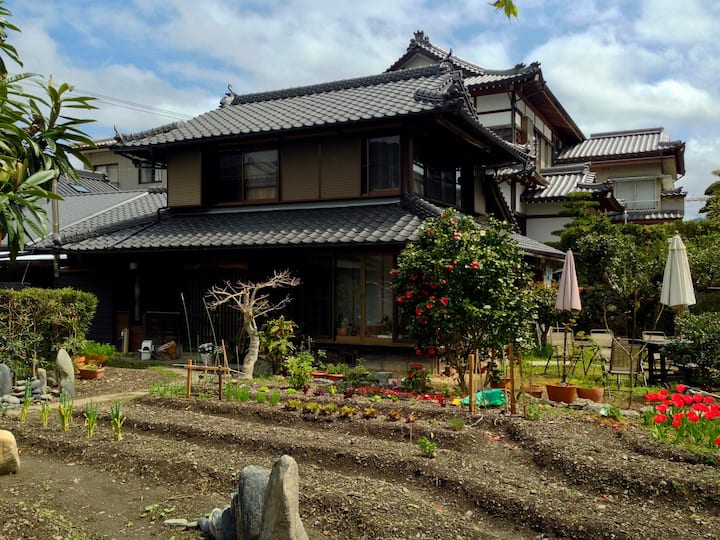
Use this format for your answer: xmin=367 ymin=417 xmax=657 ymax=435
xmin=56 ymin=170 xmax=119 ymax=197
xmin=522 ymin=164 xmax=604 ymax=202
xmin=557 ymin=127 xmax=684 ymax=162
xmin=610 ymin=209 xmax=684 ymax=223
xmin=386 ymin=30 xmax=540 ymax=89
xmin=115 ymin=65 xmax=482 ymax=149
xmin=43 ymin=191 xmax=562 ymax=259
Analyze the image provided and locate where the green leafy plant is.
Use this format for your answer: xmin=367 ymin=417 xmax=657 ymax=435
xmin=339 ymin=406 xmax=357 ymax=418
xmin=327 ymin=385 xmax=337 ymax=396
xmin=404 ymin=363 xmax=431 ymax=393
xmin=362 ymin=407 xmax=378 ymax=419
xmin=385 ymin=409 xmax=402 ymax=421
xmin=447 ymin=416 xmax=465 ymax=431
xmin=303 ymin=401 xmax=319 ymax=415
xmin=269 ymin=389 xmax=281 ymax=406
xmin=285 ymin=351 xmax=315 ymax=390
xmin=256 ymin=392 xmax=267 ymax=404
xmin=259 ymin=316 xmax=297 ymax=374
xmin=286 ymin=388 xmax=297 ymax=395
xmin=57 ymin=390 xmax=73 ymax=432
xmin=148 ymin=381 xmax=184 ymax=397
xmin=110 ymin=400 xmax=125 ymax=441
xmin=141 ymin=503 xmax=176 ymax=522
xmin=525 ymin=404 xmax=542 ymax=421
xmin=39 ymin=400 xmax=49 ymax=428
xmin=285 ymin=399 xmax=303 ymax=411
xmin=83 ymin=340 xmax=117 ymax=357
xmin=84 ymin=401 xmax=98 ymax=438
xmin=319 ymin=403 xmax=338 ymax=416
xmin=19 ymin=382 xmax=31 ymax=423
xmin=417 ymin=436 xmax=437 ymax=458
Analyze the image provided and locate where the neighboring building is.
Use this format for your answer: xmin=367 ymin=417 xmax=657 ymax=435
xmin=82 ymin=137 xmax=167 ymax=191
xmin=387 ymin=31 xmax=687 ymax=242
xmin=39 ymin=63 xmax=562 ymax=367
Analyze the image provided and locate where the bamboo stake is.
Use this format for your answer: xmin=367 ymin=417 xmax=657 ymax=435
xmin=509 ymin=343 xmax=516 ymax=415
xmin=468 ymin=354 xmax=475 ymax=414
xmin=185 ymin=358 xmax=192 ymax=398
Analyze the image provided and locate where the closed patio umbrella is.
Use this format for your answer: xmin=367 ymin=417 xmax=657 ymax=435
xmin=555 ymin=249 xmax=581 ymax=382
xmin=660 ymin=233 xmax=696 ymax=311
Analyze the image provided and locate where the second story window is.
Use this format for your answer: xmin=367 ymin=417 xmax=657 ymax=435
xmin=366 ymin=136 xmax=400 ymax=192
xmin=614 ymin=178 xmax=658 ymax=211
xmin=218 ymin=148 xmax=278 ymax=203
xmin=412 ymin=160 xmax=462 ymax=208
xmin=139 ymin=166 xmax=167 ymax=184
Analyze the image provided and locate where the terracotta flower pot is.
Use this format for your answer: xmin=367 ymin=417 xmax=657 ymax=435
xmin=545 ymin=383 xmax=577 ymax=404
xmin=78 ymin=367 xmax=105 ymax=380
xmin=577 ymin=387 xmax=604 ymax=403
xmin=326 ymin=373 xmax=345 ymax=381
xmin=522 ymin=385 xmax=544 ymax=398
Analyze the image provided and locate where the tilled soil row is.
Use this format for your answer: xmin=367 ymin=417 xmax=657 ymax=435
xmin=125 ymin=397 xmax=720 ymax=539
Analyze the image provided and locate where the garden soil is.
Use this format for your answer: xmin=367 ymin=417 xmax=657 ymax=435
xmin=1 ymin=366 xmax=719 ymax=540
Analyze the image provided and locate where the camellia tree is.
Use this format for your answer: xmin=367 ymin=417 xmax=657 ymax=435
xmin=393 ymin=209 xmax=534 ymax=389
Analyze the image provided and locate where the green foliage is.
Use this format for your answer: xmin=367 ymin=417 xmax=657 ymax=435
xmin=269 ymin=389 xmax=281 ymax=406
xmin=393 ymin=209 xmax=533 ymax=389
xmin=285 ymin=350 xmax=315 ymax=389
xmin=0 ymin=3 xmax=96 ymax=261
xmin=259 ymin=316 xmax=297 ymax=374
xmin=447 ymin=416 xmax=465 ymax=431
xmin=255 ymin=391 xmax=267 ymax=404
xmin=148 ymin=381 xmax=184 ymax=397
xmin=19 ymin=381 xmax=31 ymax=422
xmin=417 ymin=436 xmax=437 ymax=458
xmin=490 ymin=0 xmax=518 ymax=19
xmin=110 ymin=400 xmax=125 ymax=441
xmin=339 ymin=406 xmax=357 ymax=418
xmin=0 ymin=287 xmax=98 ymax=377
xmin=39 ymin=399 xmax=49 ymax=428
xmin=84 ymin=401 xmax=98 ymax=438
xmin=404 ymin=363 xmax=431 ymax=393
xmin=285 ymin=399 xmax=303 ymax=411
xmin=699 ymin=170 xmax=720 ymax=221
xmin=57 ymin=390 xmax=73 ymax=432
xmin=319 ymin=403 xmax=338 ymax=416
xmin=664 ymin=312 xmax=720 ymax=386
xmin=83 ymin=341 xmax=117 ymax=357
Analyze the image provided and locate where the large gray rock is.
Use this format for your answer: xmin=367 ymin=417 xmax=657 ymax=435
xmin=237 ymin=465 xmax=271 ymax=540
xmin=0 ymin=429 xmax=20 ymax=475
xmin=260 ymin=455 xmax=308 ymax=540
xmin=209 ymin=506 xmax=228 ymax=540
xmin=31 ymin=368 xmax=47 ymax=395
xmin=55 ymin=348 xmax=75 ymax=397
xmin=0 ymin=363 xmax=12 ymax=396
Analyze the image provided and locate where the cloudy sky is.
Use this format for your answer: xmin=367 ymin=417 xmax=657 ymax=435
xmin=6 ymin=0 xmax=719 ymax=218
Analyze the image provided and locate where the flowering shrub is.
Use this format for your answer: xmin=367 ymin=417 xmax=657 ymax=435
xmin=644 ymin=384 xmax=720 ymax=450
xmin=404 ymin=363 xmax=431 ymax=393
xmin=393 ymin=208 xmax=534 ymax=390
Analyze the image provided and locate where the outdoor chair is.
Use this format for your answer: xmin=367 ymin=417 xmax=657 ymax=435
xmin=642 ymin=331 xmax=667 ymax=342
xmin=589 ymin=329 xmax=613 ymax=362
xmin=605 ymin=337 xmax=647 ymax=393
xmin=544 ymin=326 xmax=573 ymax=376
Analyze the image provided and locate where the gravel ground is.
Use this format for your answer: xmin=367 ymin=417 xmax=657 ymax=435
xmin=1 ymin=366 xmax=719 ymax=540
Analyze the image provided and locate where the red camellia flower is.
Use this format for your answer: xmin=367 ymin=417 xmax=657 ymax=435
xmin=715 ymin=438 xmax=720 ymax=446
xmin=675 ymin=383 xmax=687 ymax=393
xmin=415 ymin=308 xmax=423 ymax=316
xmin=687 ymin=411 xmax=700 ymax=422
xmin=653 ymin=414 xmax=667 ymax=424
xmin=406 ymin=290 xmax=413 ymax=299
xmin=396 ymin=296 xmax=404 ymax=303
xmin=447 ymin=265 xmax=454 ymax=271
xmin=390 ymin=269 xmax=398 ymax=276
xmin=471 ymin=260 xmax=479 ymax=268
xmin=426 ymin=303 xmax=433 ymax=310
xmin=453 ymin=232 xmax=461 ymax=240
xmin=428 ymin=347 xmax=436 ymax=356
xmin=415 ymin=349 xmax=423 ymax=356
xmin=440 ymin=297 xmax=449 ymax=306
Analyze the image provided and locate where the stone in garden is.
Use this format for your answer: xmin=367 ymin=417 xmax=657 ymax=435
xmin=252 ymin=358 xmax=273 ymax=378
xmin=31 ymin=368 xmax=47 ymax=395
xmin=0 ymin=429 xmax=20 ymax=475
xmin=1 ymin=395 xmax=20 ymax=405
xmin=260 ymin=455 xmax=308 ymax=540
xmin=209 ymin=506 xmax=228 ymax=540
xmin=55 ymin=348 xmax=75 ymax=397
xmin=221 ymin=505 xmax=237 ymax=540
xmin=0 ymin=363 xmax=12 ymax=396
xmin=236 ymin=465 xmax=271 ymax=540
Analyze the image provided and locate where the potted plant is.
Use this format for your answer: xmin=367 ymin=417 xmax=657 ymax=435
xmin=545 ymin=381 xmax=577 ymax=404
xmin=83 ymin=340 xmax=116 ymax=366
xmin=335 ymin=316 xmax=349 ymax=337
xmin=575 ymin=381 xmax=604 ymax=402
xmin=78 ymin=364 xmax=105 ymax=380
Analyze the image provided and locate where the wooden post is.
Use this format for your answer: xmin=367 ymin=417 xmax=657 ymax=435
xmin=186 ymin=358 xmax=192 ymax=398
xmin=509 ymin=343 xmax=517 ymax=415
xmin=468 ymin=353 xmax=475 ymax=414
xmin=218 ymin=369 xmax=224 ymax=401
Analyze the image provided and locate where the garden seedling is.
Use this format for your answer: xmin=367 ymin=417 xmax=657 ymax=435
xmin=20 ymin=383 xmax=32 ymax=423
xmin=269 ymin=389 xmax=281 ymax=406
xmin=84 ymin=401 xmax=98 ymax=438
xmin=58 ymin=390 xmax=73 ymax=432
xmin=418 ymin=436 xmax=437 ymax=458
xmin=39 ymin=400 xmax=50 ymax=428
xmin=110 ymin=400 xmax=125 ymax=441
xmin=256 ymin=392 xmax=267 ymax=404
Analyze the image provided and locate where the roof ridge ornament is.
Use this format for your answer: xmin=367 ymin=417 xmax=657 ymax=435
xmin=220 ymin=84 xmax=238 ymax=108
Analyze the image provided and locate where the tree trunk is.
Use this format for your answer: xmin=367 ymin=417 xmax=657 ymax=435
xmin=240 ymin=317 xmax=259 ymax=379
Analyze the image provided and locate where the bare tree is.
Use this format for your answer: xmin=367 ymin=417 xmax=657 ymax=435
xmin=205 ymin=270 xmax=301 ymax=378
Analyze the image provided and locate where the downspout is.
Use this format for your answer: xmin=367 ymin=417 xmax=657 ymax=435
xmin=51 ymin=174 xmax=60 ymax=279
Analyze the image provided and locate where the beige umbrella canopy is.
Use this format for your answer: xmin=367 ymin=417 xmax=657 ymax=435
xmin=660 ymin=233 xmax=696 ymax=311
xmin=556 ymin=249 xmax=582 ymax=312
xmin=555 ymin=249 xmax=581 ymax=383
